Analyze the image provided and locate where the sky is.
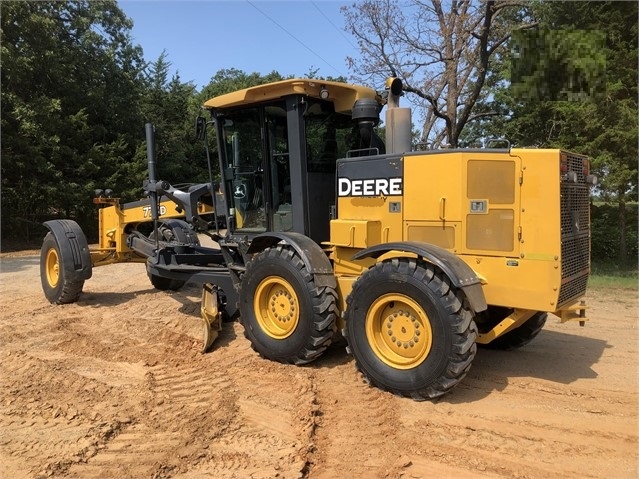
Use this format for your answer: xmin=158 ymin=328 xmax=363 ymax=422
xmin=118 ymin=0 xmax=362 ymax=90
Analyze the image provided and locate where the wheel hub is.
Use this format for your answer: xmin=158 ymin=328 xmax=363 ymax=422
xmin=366 ymin=294 xmax=433 ymax=369
xmin=255 ymin=276 xmax=300 ymax=339
xmin=46 ymin=248 xmax=60 ymax=287
xmin=385 ymin=309 xmax=422 ymax=349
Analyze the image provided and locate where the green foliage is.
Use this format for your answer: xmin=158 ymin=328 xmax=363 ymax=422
xmin=136 ymin=51 xmax=204 ymax=185
xmin=461 ymin=1 xmax=638 ymax=264
xmin=1 ymin=0 xmax=145 ymax=243
xmin=589 ymin=272 xmax=638 ymax=291
xmin=590 ymin=203 xmax=638 ymax=286
xmin=0 ymin=1 xmax=293 ymax=248
xmin=198 ymin=68 xmax=288 ymax=103
xmin=510 ymin=29 xmax=606 ymax=102
xmin=0 ymin=3 xmax=413 ymax=248
xmin=591 ymin=203 xmax=638 ymax=264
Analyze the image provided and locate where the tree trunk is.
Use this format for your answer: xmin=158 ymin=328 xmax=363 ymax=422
xmin=618 ymin=192 xmax=627 ymax=264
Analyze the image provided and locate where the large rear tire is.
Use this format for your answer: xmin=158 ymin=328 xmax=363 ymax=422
xmin=239 ymin=245 xmax=337 ymax=365
xmin=482 ymin=312 xmax=547 ymax=350
xmin=40 ymin=232 xmax=85 ymax=304
xmin=344 ymin=258 xmax=477 ymax=400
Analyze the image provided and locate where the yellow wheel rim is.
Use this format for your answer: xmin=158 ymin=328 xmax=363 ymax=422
xmin=45 ymin=247 xmax=60 ymax=288
xmin=254 ymin=276 xmax=300 ymax=339
xmin=366 ymin=293 xmax=433 ymax=369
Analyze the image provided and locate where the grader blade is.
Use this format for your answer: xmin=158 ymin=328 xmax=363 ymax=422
xmin=201 ymin=283 xmax=223 ymax=353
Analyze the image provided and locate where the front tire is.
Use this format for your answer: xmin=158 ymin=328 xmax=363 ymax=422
xmin=40 ymin=232 xmax=85 ymax=304
xmin=344 ymin=258 xmax=477 ymax=400
xmin=239 ymin=245 xmax=337 ymax=364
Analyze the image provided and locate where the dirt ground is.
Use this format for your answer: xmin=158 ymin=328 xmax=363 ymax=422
xmin=0 ymin=251 xmax=637 ymax=479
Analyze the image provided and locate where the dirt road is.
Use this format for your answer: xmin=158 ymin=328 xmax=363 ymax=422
xmin=0 ymin=253 xmax=637 ymax=479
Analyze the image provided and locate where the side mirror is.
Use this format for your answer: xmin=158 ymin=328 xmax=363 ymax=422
xmin=195 ymin=116 xmax=207 ymax=141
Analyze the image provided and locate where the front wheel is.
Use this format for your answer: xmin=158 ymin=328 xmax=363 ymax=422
xmin=40 ymin=232 xmax=85 ymax=304
xmin=239 ymin=245 xmax=337 ymax=365
xmin=344 ymin=258 xmax=477 ymax=400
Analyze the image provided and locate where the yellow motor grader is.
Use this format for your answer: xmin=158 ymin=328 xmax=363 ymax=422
xmin=40 ymin=77 xmax=595 ymax=400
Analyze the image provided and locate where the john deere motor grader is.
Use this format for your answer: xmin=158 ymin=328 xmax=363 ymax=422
xmin=40 ymin=77 xmax=595 ymax=400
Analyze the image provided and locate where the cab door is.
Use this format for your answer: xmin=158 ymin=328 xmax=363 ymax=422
xmin=265 ymin=104 xmax=293 ymax=232
xmin=219 ymin=107 xmax=267 ymax=233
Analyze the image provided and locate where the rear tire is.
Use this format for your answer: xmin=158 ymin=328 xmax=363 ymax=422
xmin=147 ymin=220 xmax=200 ymax=291
xmin=239 ymin=245 xmax=337 ymax=364
xmin=40 ymin=232 xmax=85 ymax=304
xmin=344 ymin=258 xmax=477 ymax=400
xmin=482 ymin=312 xmax=547 ymax=350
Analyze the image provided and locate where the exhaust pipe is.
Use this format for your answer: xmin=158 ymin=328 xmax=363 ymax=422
xmin=384 ymin=78 xmax=412 ymax=154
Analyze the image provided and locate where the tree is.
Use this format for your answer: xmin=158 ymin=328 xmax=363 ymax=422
xmin=1 ymin=1 xmax=145 ymax=244
xmin=136 ymin=51 xmax=204 ymax=185
xmin=1 ymin=1 xmax=302 ymax=248
xmin=198 ymin=68 xmax=287 ymax=103
xmin=473 ymin=1 xmax=637 ymax=265
xmin=342 ymin=0 xmax=535 ymax=148
xmin=538 ymin=1 xmax=637 ymax=266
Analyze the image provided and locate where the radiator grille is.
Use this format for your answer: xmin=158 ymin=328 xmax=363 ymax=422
xmin=558 ymin=152 xmax=591 ymax=307
xmin=565 ymin=152 xmax=588 ymax=183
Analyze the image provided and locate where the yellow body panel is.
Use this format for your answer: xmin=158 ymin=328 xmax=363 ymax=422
xmin=404 ymin=151 xmax=522 ymax=257
xmin=330 ymin=148 xmax=589 ymax=316
xmin=330 ymin=196 xmax=404 ymax=246
xmin=330 ymin=219 xmax=381 ymax=248
xmin=90 ymin=198 xmax=213 ymax=267
xmin=460 ymin=255 xmax=562 ymax=311
xmin=404 ymin=153 xmax=466 ymax=226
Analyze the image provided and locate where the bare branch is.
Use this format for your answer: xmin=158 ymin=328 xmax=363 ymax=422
xmin=343 ymin=0 xmax=528 ymax=147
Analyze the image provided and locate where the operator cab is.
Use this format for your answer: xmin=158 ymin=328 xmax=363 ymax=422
xmin=203 ymin=79 xmax=383 ymax=244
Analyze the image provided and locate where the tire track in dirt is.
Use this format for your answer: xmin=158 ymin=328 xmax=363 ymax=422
xmin=1 ymin=258 xmax=637 ymax=479
xmin=301 ymin=322 xmax=638 ymax=479
xmin=66 ymin=425 xmax=187 ymax=478
xmin=0 ymin=349 xmax=139 ymax=478
xmin=171 ymin=324 xmax=320 ymax=479
xmin=63 ymin=312 xmax=238 ymax=477
xmin=390 ymin=359 xmax=638 ymax=479
xmin=306 ymin=349 xmax=402 ymax=479
xmin=306 ymin=359 xmax=502 ymax=479
xmin=63 ymin=318 xmax=318 ymax=479
xmin=1 ymin=265 xmax=220 ymax=478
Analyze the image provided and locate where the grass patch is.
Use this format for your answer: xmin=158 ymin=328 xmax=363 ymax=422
xmin=589 ymin=261 xmax=638 ymax=290
xmin=589 ymin=274 xmax=638 ymax=290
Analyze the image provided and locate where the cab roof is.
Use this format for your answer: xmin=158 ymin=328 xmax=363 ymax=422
xmin=203 ymin=78 xmax=379 ymax=114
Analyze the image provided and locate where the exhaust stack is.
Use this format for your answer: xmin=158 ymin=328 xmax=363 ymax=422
xmin=385 ymin=78 xmax=412 ymax=154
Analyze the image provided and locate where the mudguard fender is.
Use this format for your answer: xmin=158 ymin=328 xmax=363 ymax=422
xmin=43 ymin=219 xmax=92 ymax=281
xmin=352 ymin=241 xmax=487 ymax=313
xmin=246 ymin=232 xmax=336 ymax=289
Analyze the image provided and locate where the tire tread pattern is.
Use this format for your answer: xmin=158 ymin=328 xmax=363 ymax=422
xmin=40 ymin=233 xmax=85 ymax=304
xmin=345 ymin=258 xmax=478 ymax=400
xmin=240 ymin=245 xmax=338 ymax=365
xmin=483 ymin=312 xmax=547 ymax=350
